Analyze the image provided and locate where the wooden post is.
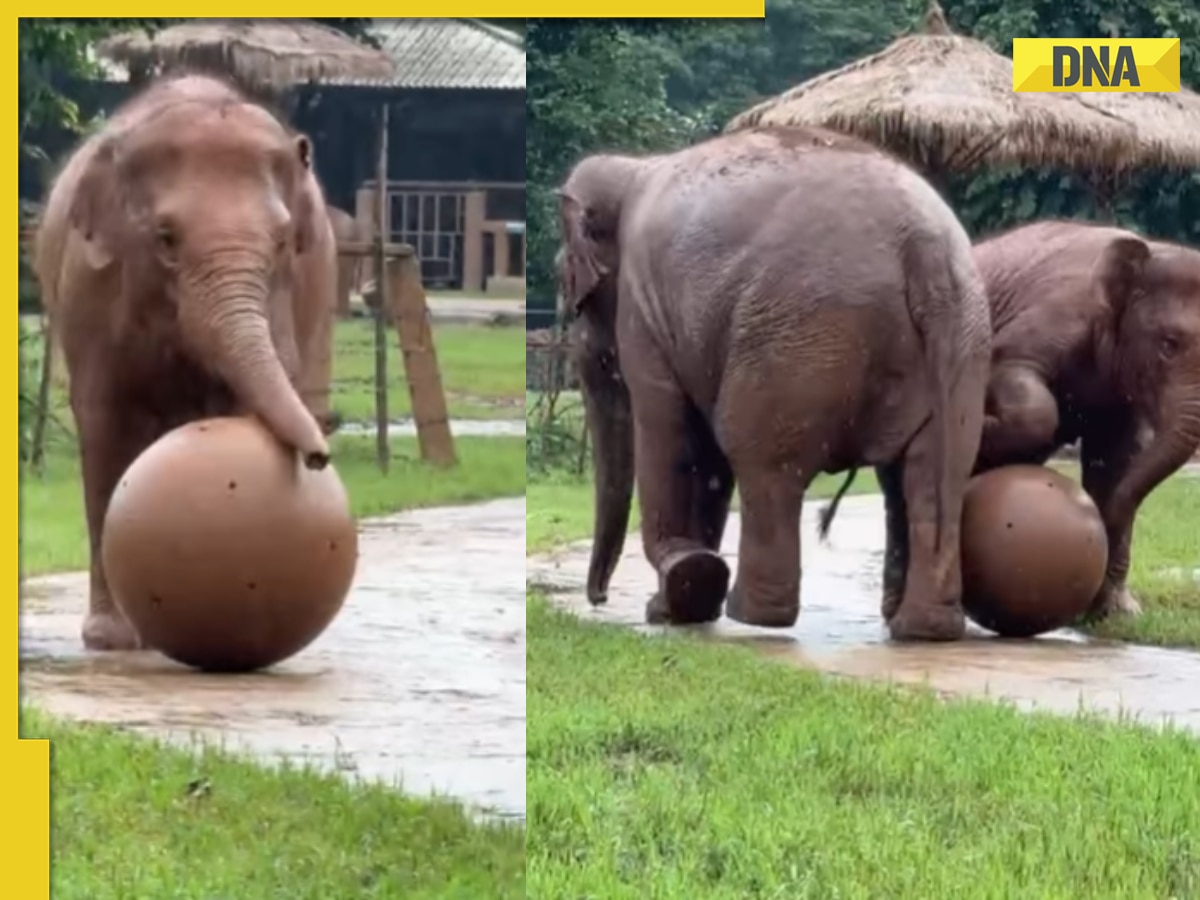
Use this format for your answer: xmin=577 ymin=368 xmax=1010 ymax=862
xmin=387 ymin=252 xmax=457 ymax=467
xmin=461 ymin=190 xmax=487 ymax=292
xmin=494 ymin=226 xmax=510 ymax=279
xmin=373 ymin=104 xmax=390 ymax=474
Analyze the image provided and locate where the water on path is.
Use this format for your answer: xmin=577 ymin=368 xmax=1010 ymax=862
xmin=21 ymin=498 xmax=528 ymax=821
xmin=527 ymin=495 xmax=1200 ymax=733
xmin=338 ymin=418 xmax=525 ymax=438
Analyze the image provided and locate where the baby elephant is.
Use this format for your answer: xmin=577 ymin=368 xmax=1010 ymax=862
xmin=971 ymin=219 xmax=1200 ymax=621
xmin=34 ymin=74 xmax=339 ymax=651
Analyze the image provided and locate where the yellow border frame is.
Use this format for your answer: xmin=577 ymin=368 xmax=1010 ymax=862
xmin=12 ymin=15 xmax=51 ymax=895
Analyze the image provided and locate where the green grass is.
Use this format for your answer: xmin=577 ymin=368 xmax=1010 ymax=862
xmin=20 ymin=316 xmax=526 ymax=433
xmin=332 ymin=319 xmax=525 ymax=423
xmin=22 ymin=708 xmax=524 ymax=899
xmin=526 ymin=465 xmax=1200 ymax=649
xmin=22 ymin=434 xmax=525 ymax=577
xmin=526 ymin=594 xmax=1200 ymax=898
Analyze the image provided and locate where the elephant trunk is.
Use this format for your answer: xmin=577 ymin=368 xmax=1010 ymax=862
xmin=572 ymin=315 xmax=634 ymax=605
xmin=1109 ymin=395 xmax=1200 ymax=524
xmin=181 ymin=253 xmax=330 ymax=469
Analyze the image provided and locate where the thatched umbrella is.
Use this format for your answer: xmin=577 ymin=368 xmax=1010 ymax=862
xmin=1077 ymin=88 xmax=1200 ymax=172
xmin=94 ymin=19 xmax=395 ymax=97
xmin=724 ymin=2 xmax=1139 ymax=177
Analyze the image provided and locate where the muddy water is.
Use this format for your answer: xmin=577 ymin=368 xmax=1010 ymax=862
xmin=20 ymin=498 xmax=527 ymax=821
xmin=527 ymin=494 xmax=1200 ymax=733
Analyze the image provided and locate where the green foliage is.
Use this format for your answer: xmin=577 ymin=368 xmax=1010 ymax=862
xmin=931 ymin=0 xmax=1200 ymax=242
xmin=527 ymin=1 xmax=1200 ymax=316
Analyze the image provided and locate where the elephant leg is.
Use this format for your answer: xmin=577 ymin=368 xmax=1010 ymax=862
xmin=633 ymin=384 xmax=731 ymax=626
xmin=645 ymin=413 xmax=736 ymax=623
xmin=724 ymin=463 xmax=806 ymax=629
xmin=1080 ymin=431 xmax=1145 ymax=620
xmin=73 ymin=398 xmax=151 ymax=651
xmin=974 ymin=364 xmax=1060 ymax=474
xmin=887 ymin=417 xmax=972 ymax=642
xmin=877 ymin=462 xmax=908 ymax=622
xmin=686 ymin=406 xmax=736 ymax=551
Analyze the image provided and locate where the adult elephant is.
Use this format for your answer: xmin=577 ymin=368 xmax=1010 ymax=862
xmin=560 ymin=126 xmax=992 ymax=642
xmin=969 ymin=219 xmax=1200 ymax=621
xmin=327 ymin=204 xmax=371 ymax=317
xmin=34 ymin=74 xmax=339 ymax=652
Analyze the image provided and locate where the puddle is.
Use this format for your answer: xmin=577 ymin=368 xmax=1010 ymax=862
xmin=527 ymin=495 xmax=1200 ymax=733
xmin=338 ymin=419 xmax=525 ymax=438
xmin=21 ymin=497 xmax=527 ymax=822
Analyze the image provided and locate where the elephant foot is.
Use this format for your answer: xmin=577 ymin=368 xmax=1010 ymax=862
xmin=887 ymin=602 xmax=966 ymax=642
xmin=82 ymin=610 xmax=143 ymax=652
xmin=1082 ymin=585 xmax=1143 ymax=623
xmin=645 ymin=549 xmax=729 ymax=625
xmin=725 ymin=581 xmax=800 ymax=629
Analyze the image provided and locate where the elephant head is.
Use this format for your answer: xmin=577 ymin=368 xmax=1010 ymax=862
xmin=1095 ymin=234 xmax=1200 ymax=515
xmin=70 ymin=95 xmax=331 ymax=468
xmin=557 ymin=155 xmax=644 ymax=604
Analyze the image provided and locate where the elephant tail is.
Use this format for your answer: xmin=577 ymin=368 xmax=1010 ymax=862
xmin=816 ymin=467 xmax=858 ymax=543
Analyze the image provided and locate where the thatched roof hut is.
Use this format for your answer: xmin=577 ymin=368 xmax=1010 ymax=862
xmin=1077 ymin=88 xmax=1200 ymax=171
xmin=95 ymin=19 xmax=395 ymax=95
xmin=724 ymin=3 xmax=1139 ymax=174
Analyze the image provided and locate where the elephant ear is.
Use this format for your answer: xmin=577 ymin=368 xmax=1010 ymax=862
xmin=291 ymin=134 xmax=322 ymax=255
xmin=558 ymin=191 xmax=608 ymax=314
xmin=1096 ymin=235 xmax=1151 ymax=324
xmin=69 ymin=140 xmax=120 ymax=270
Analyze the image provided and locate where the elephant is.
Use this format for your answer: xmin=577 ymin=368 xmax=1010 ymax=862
xmin=327 ymin=204 xmax=372 ymax=317
xmin=559 ymin=126 xmax=993 ymax=642
xmin=967 ymin=219 xmax=1200 ymax=621
xmin=33 ymin=74 xmax=340 ymax=652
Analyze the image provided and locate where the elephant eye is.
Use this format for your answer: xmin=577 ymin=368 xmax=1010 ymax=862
xmin=156 ymin=224 xmax=178 ymax=253
xmin=1159 ymin=334 xmax=1182 ymax=358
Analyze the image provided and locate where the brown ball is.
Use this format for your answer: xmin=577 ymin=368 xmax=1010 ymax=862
xmin=102 ymin=416 xmax=358 ymax=672
xmin=960 ymin=464 xmax=1108 ymax=638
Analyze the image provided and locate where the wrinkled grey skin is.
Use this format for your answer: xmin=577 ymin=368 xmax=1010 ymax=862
xmin=559 ymin=126 xmax=992 ymax=642
xmin=969 ymin=219 xmax=1200 ymax=622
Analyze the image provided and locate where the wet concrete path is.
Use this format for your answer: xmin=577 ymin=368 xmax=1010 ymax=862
xmin=21 ymin=498 xmax=527 ymax=822
xmin=339 ymin=418 xmax=525 ymax=438
xmin=527 ymin=494 xmax=1200 ymax=733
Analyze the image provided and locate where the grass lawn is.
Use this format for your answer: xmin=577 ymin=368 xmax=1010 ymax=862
xmin=526 ymin=593 xmax=1200 ymax=898
xmin=22 ymin=433 xmax=525 ymax=576
xmin=331 ymin=319 xmax=525 ymax=423
xmin=21 ymin=708 xmax=524 ymax=899
xmin=526 ymin=465 xmax=1200 ymax=648
xmin=20 ymin=316 xmax=526 ymax=434
xmin=527 ymin=464 xmax=1200 ymax=896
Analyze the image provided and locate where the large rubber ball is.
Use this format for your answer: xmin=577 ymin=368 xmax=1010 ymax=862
xmin=102 ymin=416 xmax=358 ymax=672
xmin=960 ymin=464 xmax=1107 ymax=638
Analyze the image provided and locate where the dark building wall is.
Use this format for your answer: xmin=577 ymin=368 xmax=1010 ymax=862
xmin=292 ymin=85 xmax=526 ymax=216
xmin=21 ymin=79 xmax=526 ymax=221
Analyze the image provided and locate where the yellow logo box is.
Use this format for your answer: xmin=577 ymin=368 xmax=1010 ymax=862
xmin=1012 ymin=38 xmax=1181 ymax=92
